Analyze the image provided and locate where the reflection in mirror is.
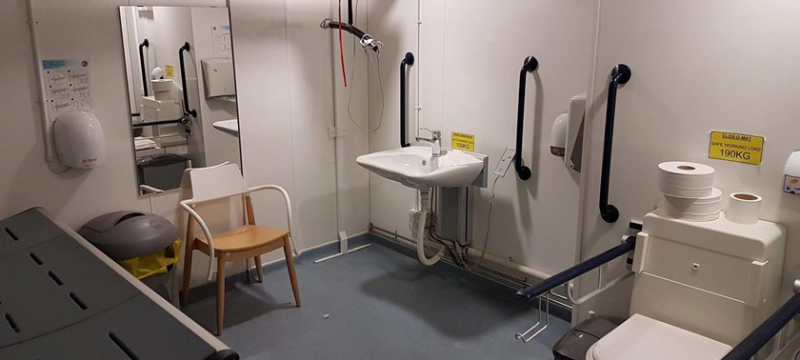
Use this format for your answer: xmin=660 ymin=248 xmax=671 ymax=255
xmin=119 ymin=6 xmax=241 ymax=196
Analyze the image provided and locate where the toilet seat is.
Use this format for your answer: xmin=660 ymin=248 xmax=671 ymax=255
xmin=586 ymin=314 xmax=732 ymax=360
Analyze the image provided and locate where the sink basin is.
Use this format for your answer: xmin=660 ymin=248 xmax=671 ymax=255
xmin=212 ymin=119 xmax=239 ymax=136
xmin=356 ymin=146 xmax=488 ymax=189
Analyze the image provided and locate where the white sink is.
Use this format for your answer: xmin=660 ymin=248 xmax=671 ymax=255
xmin=212 ymin=119 xmax=239 ymax=136
xmin=356 ymin=146 xmax=488 ymax=189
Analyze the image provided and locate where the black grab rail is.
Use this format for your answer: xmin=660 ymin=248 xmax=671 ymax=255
xmin=139 ymin=39 xmax=150 ymax=97
xmin=132 ymin=118 xmax=187 ymax=128
xmin=722 ymin=291 xmax=800 ymax=360
xmin=179 ymin=42 xmax=197 ymax=118
xmin=599 ymin=64 xmax=632 ymax=223
xmin=400 ymin=52 xmax=415 ymax=148
xmin=322 ymin=21 xmax=366 ymax=40
xmin=514 ymin=56 xmax=539 ymax=180
xmin=517 ymin=236 xmax=636 ymax=301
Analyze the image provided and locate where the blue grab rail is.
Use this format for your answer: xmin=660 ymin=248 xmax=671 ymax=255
xmin=516 ymin=236 xmax=636 ymax=301
xmin=722 ymin=291 xmax=800 ymax=360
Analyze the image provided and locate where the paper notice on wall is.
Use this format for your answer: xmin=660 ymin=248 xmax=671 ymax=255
xmin=42 ymin=59 xmax=92 ymax=122
xmin=212 ymin=24 xmax=232 ymax=58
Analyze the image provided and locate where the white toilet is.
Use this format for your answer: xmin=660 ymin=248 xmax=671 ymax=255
xmin=587 ymin=210 xmax=786 ymax=360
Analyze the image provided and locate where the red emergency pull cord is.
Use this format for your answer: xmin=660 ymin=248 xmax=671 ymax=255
xmin=338 ymin=0 xmax=348 ymax=87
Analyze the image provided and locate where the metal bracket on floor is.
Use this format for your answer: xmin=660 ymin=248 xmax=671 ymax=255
xmin=314 ymin=231 xmax=372 ymax=263
xmin=515 ymin=293 xmax=551 ymax=343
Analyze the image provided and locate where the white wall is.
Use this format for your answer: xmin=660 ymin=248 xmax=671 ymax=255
xmin=1 ymin=0 xmax=362 ymax=288
xmin=0 ymin=0 xmax=179 ymax=230
xmin=365 ymin=0 xmax=598 ymax=276
xmin=575 ymin=1 xmax=800 ymax=343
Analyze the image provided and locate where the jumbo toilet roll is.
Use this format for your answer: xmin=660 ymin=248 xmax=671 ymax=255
xmin=726 ymin=192 xmax=762 ymax=225
xmin=659 ymin=188 xmax=722 ymax=221
xmin=658 ymin=162 xmax=716 ymax=198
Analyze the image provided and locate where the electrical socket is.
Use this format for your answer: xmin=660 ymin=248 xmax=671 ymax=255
xmin=494 ymin=147 xmax=516 ymax=177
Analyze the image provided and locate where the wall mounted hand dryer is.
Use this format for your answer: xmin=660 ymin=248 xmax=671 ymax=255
xmin=53 ymin=110 xmax=105 ymax=169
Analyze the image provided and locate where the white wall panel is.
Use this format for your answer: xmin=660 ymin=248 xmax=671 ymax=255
xmin=366 ymin=0 xmax=598 ymax=276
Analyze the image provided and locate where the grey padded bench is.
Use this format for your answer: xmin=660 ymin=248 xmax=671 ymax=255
xmin=0 ymin=208 xmax=239 ymax=360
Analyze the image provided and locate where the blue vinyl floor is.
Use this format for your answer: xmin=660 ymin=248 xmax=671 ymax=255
xmin=182 ymin=235 xmax=569 ymax=360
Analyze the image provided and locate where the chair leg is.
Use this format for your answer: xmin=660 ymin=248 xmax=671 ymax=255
xmin=180 ymin=240 xmax=195 ymax=307
xmin=255 ymin=256 xmax=264 ymax=283
xmin=216 ymin=257 xmax=226 ymax=336
xmin=282 ymin=237 xmax=301 ymax=307
xmin=244 ymin=258 xmax=252 ymax=283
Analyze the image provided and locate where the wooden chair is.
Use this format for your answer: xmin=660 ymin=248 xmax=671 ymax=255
xmin=178 ymin=163 xmax=301 ymax=335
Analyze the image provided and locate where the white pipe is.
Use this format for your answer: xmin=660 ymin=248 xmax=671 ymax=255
xmin=416 ymin=191 xmax=444 ymax=266
xmin=26 ymin=0 xmax=51 ymax=161
xmin=464 ymin=247 xmax=552 ymax=280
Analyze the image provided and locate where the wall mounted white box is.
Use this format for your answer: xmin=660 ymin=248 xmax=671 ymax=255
xmin=201 ymin=58 xmax=235 ymax=99
xmin=53 ymin=111 xmax=105 ymax=169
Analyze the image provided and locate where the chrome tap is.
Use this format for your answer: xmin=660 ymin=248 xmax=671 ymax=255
xmin=416 ymin=128 xmax=442 ymax=157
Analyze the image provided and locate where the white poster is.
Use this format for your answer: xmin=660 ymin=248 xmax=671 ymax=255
xmin=42 ymin=59 xmax=92 ymax=121
xmin=212 ymin=24 xmax=232 ymax=58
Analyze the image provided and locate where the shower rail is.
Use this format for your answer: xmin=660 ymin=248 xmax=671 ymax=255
xmin=514 ymin=56 xmax=539 ymax=180
xmin=400 ymin=52 xmax=415 ymax=148
xmin=721 ymin=282 xmax=800 ymax=360
xmin=139 ymin=39 xmax=150 ymax=97
xmin=599 ymin=64 xmax=631 ymax=223
xmin=516 ymin=236 xmax=636 ymax=301
xmin=179 ymin=42 xmax=197 ymax=118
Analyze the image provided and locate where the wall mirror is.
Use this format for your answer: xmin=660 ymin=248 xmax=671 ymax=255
xmin=119 ymin=5 xmax=241 ymax=196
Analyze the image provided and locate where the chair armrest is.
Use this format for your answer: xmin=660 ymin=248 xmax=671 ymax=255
xmin=179 ymin=200 xmax=217 ymax=281
xmin=247 ymin=185 xmax=300 ymax=257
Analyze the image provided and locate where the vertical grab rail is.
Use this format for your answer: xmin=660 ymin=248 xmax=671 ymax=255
xmin=179 ymin=42 xmax=197 ymax=118
xmin=139 ymin=39 xmax=150 ymax=97
xmin=514 ymin=56 xmax=539 ymax=180
xmin=400 ymin=52 xmax=415 ymax=148
xmin=599 ymin=64 xmax=631 ymax=223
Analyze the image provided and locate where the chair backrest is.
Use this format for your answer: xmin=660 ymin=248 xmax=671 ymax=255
xmin=183 ymin=162 xmax=248 ymax=202
xmin=179 ymin=163 xmax=249 ymax=236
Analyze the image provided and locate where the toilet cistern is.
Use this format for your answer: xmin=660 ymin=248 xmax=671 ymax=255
xmin=416 ymin=128 xmax=442 ymax=157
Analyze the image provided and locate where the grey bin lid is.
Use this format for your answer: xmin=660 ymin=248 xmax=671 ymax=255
xmin=78 ymin=211 xmax=178 ymax=261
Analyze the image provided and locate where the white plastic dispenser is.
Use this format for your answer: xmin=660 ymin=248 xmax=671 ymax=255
xmin=553 ymin=93 xmax=586 ymax=171
xmin=587 ymin=211 xmax=786 ymax=360
xmin=53 ymin=111 xmax=105 ymax=169
xmin=201 ymin=59 xmax=235 ymax=99
xmin=550 ymin=113 xmax=568 ymax=156
xmin=783 ymin=151 xmax=800 ymax=194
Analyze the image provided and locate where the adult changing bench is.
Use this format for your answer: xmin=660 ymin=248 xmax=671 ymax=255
xmin=0 ymin=208 xmax=239 ymax=360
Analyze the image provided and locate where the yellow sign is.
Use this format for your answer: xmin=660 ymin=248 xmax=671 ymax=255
xmin=708 ymin=131 xmax=764 ymax=165
xmin=165 ymin=64 xmax=175 ymax=78
xmin=451 ymin=132 xmax=475 ymax=152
